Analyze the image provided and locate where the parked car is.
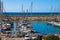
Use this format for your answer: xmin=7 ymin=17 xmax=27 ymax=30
xmin=24 ymin=34 xmax=30 ymax=40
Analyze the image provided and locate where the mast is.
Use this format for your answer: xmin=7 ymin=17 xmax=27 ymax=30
xmin=50 ymin=5 xmax=53 ymax=12
xmin=50 ymin=5 xmax=53 ymax=16
xmin=26 ymin=9 xmax=28 ymax=21
xmin=21 ymin=4 xmax=24 ymax=12
xmin=0 ymin=0 xmax=3 ymax=13
xmin=0 ymin=0 xmax=3 ymax=22
xmin=0 ymin=0 xmax=1 ymax=12
xmin=58 ymin=5 xmax=60 ymax=13
xmin=0 ymin=0 xmax=3 ymax=33
xmin=21 ymin=3 xmax=25 ymax=21
xmin=30 ymin=2 xmax=33 ymax=12
xmin=30 ymin=2 xmax=33 ymax=21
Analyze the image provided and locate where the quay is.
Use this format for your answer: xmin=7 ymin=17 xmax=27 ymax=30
xmin=47 ymin=21 xmax=60 ymax=27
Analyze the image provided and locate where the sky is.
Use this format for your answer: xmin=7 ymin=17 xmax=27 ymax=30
xmin=1 ymin=0 xmax=60 ymax=12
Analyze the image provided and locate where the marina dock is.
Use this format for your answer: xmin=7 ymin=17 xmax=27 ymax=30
xmin=47 ymin=21 xmax=60 ymax=27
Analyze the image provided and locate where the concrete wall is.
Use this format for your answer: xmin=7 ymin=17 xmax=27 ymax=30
xmin=2 ymin=16 xmax=60 ymax=22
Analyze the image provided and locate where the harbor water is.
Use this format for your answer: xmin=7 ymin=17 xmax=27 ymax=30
xmin=12 ymin=22 xmax=17 ymax=37
xmin=32 ymin=22 xmax=60 ymax=35
xmin=12 ymin=22 xmax=60 ymax=36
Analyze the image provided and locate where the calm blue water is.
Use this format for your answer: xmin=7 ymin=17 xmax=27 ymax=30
xmin=32 ymin=22 xmax=60 ymax=35
xmin=12 ymin=22 xmax=60 ymax=36
xmin=3 ymin=13 xmax=60 ymax=16
xmin=12 ymin=22 xmax=17 ymax=37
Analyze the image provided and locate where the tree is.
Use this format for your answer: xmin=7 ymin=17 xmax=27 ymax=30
xmin=45 ymin=35 xmax=59 ymax=40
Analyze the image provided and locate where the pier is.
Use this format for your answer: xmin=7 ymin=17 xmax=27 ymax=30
xmin=47 ymin=21 xmax=60 ymax=27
